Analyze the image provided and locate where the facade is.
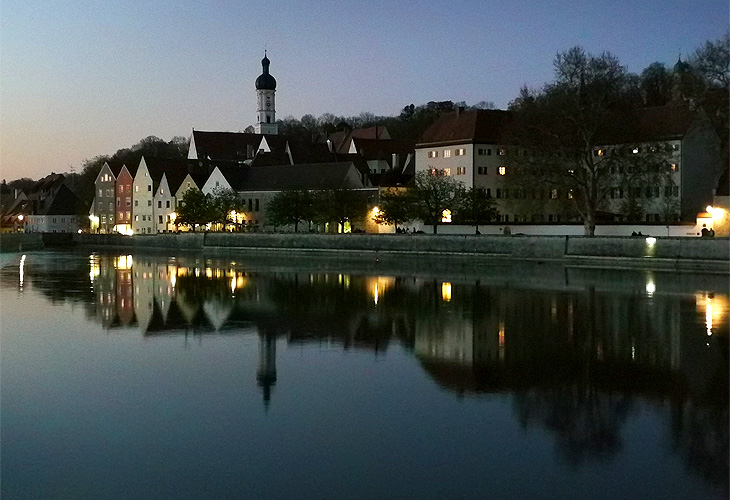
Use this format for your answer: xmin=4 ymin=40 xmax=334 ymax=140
xmin=115 ymin=164 xmax=135 ymax=235
xmin=132 ymin=157 xmax=156 ymax=235
xmin=415 ymin=105 xmax=724 ymax=224
xmin=93 ymin=163 xmax=118 ymax=233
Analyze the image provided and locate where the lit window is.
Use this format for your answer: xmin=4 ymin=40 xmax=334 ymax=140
xmin=135 ymin=186 xmax=139 ymax=192
xmin=443 ymin=149 xmax=451 ymax=158
xmin=670 ymin=163 xmax=678 ymax=172
xmin=443 ymin=168 xmax=451 ymax=176
xmin=595 ymin=149 xmax=604 ymax=156
xmin=632 ymin=147 xmax=639 ymax=154
xmin=498 ymin=149 xmax=506 ymax=156
xmin=498 ymin=166 xmax=506 ymax=176
xmin=455 ymin=148 xmax=466 ymax=156
xmin=456 ymin=167 xmax=466 ymax=175
xmin=428 ymin=150 xmax=438 ymax=158
xmin=551 ymin=189 xmax=559 ymax=199
xmin=441 ymin=209 xmax=452 ymax=223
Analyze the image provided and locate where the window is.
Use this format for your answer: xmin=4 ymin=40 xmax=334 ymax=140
xmin=672 ymin=144 xmax=679 ymax=151
xmin=456 ymin=167 xmax=466 ymax=175
xmin=632 ymin=147 xmax=640 ymax=154
xmin=443 ymin=168 xmax=451 ymax=176
xmin=148 ymin=185 xmax=152 ymax=192
xmin=441 ymin=209 xmax=452 ymax=223
xmin=166 ymin=201 xmax=170 ymax=208
xmin=160 ymin=188 xmax=164 ymax=195
xmin=109 ymin=202 xmax=113 ymax=210
xmin=148 ymin=200 xmax=152 ymax=207
xmin=135 ymin=215 xmax=139 ymax=221
xmin=118 ymin=212 xmax=123 ymax=219
xmin=498 ymin=149 xmax=506 ymax=156
xmin=116 ymin=198 xmax=120 ymax=207
xmin=498 ymin=166 xmax=506 ymax=176
xmin=119 ymin=185 xmax=123 ymax=193
xmin=126 ymin=199 xmax=131 ymax=207
xmin=477 ymin=166 xmax=488 ymax=175
xmin=158 ymin=201 xmax=162 ymax=209
xmin=594 ymin=149 xmax=604 ymax=156
xmin=427 ymin=150 xmax=438 ymax=158
xmin=98 ymin=189 xmax=102 ymax=197
xmin=443 ymin=149 xmax=451 ymax=158
xmin=99 ymin=201 xmax=103 ymax=210
xmin=486 ymin=188 xmax=491 ymax=198
xmin=496 ymin=189 xmax=502 ymax=199
xmin=550 ymin=189 xmax=559 ymax=199
xmin=455 ymin=148 xmax=466 ymax=156
xmin=135 ymin=186 xmax=139 ymax=192
xmin=248 ymin=199 xmax=253 ymax=211
xmin=159 ymin=215 xmax=163 ymax=223
xmin=503 ymin=189 xmax=509 ymax=199
xmin=255 ymin=199 xmax=260 ymax=211
xmin=127 ymin=185 xmax=131 ymax=192
xmin=135 ymin=200 xmax=138 ymax=207
xmin=126 ymin=212 xmax=130 ymax=220
xmin=670 ymin=163 xmax=678 ymax=172
xmin=102 ymin=215 xmax=106 ymax=223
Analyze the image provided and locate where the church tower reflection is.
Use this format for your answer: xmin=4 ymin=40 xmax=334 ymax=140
xmin=257 ymin=331 xmax=277 ymax=407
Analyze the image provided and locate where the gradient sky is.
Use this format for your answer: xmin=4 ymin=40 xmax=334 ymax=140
xmin=1 ymin=0 xmax=727 ymax=180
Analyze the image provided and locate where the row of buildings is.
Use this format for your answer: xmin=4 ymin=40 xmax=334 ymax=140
xmin=3 ymin=53 xmax=728 ymax=234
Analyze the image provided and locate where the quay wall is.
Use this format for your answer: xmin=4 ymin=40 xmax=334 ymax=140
xmin=63 ymin=233 xmax=730 ymax=270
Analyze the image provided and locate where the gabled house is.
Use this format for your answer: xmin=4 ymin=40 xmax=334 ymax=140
xmin=24 ymin=184 xmax=84 ymax=233
xmin=92 ymin=162 xmax=119 ymax=233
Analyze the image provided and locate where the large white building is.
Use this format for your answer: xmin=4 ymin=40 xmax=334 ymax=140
xmin=415 ymin=105 xmax=724 ymax=223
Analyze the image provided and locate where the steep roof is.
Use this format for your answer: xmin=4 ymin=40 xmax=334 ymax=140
xmin=39 ymin=184 xmax=83 ymax=216
xmin=191 ymin=131 xmax=264 ymax=161
xmin=596 ymin=103 xmax=696 ymax=144
xmin=417 ymin=109 xmax=513 ymax=147
xmin=352 ymin=138 xmax=415 ymax=160
xmin=239 ymin=162 xmax=365 ymax=191
xmin=325 ymin=125 xmax=391 ymax=154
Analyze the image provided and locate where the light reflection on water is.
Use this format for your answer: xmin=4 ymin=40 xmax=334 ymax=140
xmin=0 ymin=251 xmax=727 ymax=500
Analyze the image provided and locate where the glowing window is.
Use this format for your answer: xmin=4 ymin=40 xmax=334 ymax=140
xmin=427 ymin=150 xmax=438 ymax=158
xmin=498 ymin=166 xmax=506 ymax=176
xmin=441 ymin=209 xmax=452 ymax=223
xmin=443 ymin=149 xmax=451 ymax=158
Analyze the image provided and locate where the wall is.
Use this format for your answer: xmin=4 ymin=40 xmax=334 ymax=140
xmin=72 ymin=232 xmax=729 ymax=269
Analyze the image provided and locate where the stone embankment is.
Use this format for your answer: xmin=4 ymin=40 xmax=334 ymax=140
xmin=68 ymin=232 xmax=729 ymax=271
xmin=3 ymin=232 xmax=728 ymax=271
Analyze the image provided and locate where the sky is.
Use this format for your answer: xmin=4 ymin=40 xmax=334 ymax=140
xmin=0 ymin=0 xmax=727 ymax=180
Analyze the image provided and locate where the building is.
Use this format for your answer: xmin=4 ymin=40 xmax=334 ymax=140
xmin=415 ymin=104 xmax=724 ymax=224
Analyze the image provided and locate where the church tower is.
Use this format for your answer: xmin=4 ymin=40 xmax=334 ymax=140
xmin=255 ymin=51 xmax=278 ymax=135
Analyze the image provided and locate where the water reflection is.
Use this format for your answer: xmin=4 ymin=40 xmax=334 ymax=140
xmin=2 ymin=251 xmax=728 ymax=493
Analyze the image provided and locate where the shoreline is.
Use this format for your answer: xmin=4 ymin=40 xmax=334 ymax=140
xmin=2 ymin=232 xmax=728 ymax=273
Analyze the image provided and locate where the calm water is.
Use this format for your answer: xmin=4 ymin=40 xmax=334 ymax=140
xmin=1 ymin=250 xmax=727 ymax=500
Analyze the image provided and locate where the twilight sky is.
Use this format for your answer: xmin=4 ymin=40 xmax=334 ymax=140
xmin=1 ymin=0 xmax=727 ymax=180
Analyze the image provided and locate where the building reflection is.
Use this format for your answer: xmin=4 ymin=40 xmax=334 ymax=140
xmin=4 ymin=252 xmax=727 ymax=489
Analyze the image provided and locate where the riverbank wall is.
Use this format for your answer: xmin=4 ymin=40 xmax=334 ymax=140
xmin=62 ymin=232 xmax=729 ymax=271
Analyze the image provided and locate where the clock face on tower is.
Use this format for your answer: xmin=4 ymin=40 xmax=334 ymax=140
xmin=266 ymin=102 xmax=271 ymax=108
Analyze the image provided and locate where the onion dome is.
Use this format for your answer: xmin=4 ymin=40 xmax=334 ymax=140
xmin=255 ymin=52 xmax=277 ymax=90
xmin=673 ymin=55 xmax=691 ymax=74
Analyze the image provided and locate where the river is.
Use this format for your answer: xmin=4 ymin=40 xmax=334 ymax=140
xmin=1 ymin=250 xmax=727 ymax=500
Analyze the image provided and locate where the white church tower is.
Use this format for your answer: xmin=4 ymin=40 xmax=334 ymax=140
xmin=254 ymin=51 xmax=278 ymax=135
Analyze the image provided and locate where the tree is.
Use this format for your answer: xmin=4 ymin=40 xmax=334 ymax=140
xmin=177 ymin=189 xmax=212 ymax=231
xmin=690 ymin=33 xmax=730 ymax=90
xmin=209 ymin=187 xmax=244 ymax=229
xmin=412 ymin=171 xmax=462 ymax=234
xmin=374 ymin=187 xmax=415 ymax=231
xmin=640 ymin=62 xmax=672 ymax=106
xmin=455 ymin=187 xmax=498 ymax=233
xmin=508 ymin=46 xmax=670 ymax=235
xmin=312 ymin=189 xmax=368 ymax=232
xmin=266 ymin=190 xmax=314 ymax=232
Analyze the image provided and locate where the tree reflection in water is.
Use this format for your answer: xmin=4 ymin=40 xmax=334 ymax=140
xmin=4 ymin=251 xmax=727 ymax=490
